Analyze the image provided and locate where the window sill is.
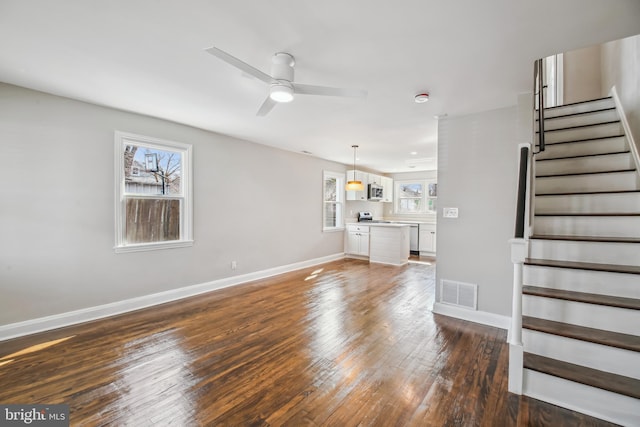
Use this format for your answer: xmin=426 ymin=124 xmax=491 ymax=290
xmin=114 ymin=240 xmax=194 ymax=253
xmin=323 ymin=227 xmax=345 ymax=233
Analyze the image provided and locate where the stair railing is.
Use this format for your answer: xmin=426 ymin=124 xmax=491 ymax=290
xmin=534 ymin=58 xmax=546 ymax=153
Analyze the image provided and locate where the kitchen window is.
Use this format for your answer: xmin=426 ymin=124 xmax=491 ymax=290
xmin=395 ymin=179 xmax=437 ymax=214
xmin=323 ymin=171 xmax=345 ymax=231
xmin=114 ymin=131 xmax=193 ymax=252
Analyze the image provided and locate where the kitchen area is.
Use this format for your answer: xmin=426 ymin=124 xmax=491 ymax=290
xmin=343 ymin=169 xmax=437 ymax=266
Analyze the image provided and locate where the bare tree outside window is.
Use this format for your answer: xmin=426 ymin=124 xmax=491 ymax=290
xmin=123 ymin=145 xmax=182 ymax=243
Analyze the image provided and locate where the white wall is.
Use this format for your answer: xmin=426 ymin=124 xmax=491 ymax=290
xmin=436 ymin=106 xmax=519 ymax=317
xmin=0 ymin=83 xmax=346 ymax=326
xmin=601 ymin=34 xmax=640 ymax=147
xmin=563 ymin=44 xmax=602 ymax=104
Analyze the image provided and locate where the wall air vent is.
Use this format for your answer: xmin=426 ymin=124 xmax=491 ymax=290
xmin=440 ymin=279 xmax=478 ymax=310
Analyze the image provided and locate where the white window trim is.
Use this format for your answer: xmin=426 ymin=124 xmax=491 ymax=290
xmin=323 ymin=170 xmax=345 ymax=232
xmin=394 ymin=179 xmax=437 ymax=215
xmin=114 ymin=131 xmax=193 ymax=253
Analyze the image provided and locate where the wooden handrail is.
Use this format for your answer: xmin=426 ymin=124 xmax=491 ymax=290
xmin=535 ymin=59 xmax=546 ymax=152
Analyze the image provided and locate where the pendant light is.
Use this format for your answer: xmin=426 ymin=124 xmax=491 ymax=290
xmin=345 ymin=145 xmax=364 ymax=191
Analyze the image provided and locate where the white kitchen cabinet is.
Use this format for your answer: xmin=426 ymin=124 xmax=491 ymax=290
xmin=345 ymin=224 xmax=370 ymax=256
xmin=381 ymin=176 xmax=393 ymax=203
xmin=346 ymin=170 xmax=369 ymax=201
xmin=419 ymin=223 xmax=436 ymax=254
xmin=368 ymin=173 xmax=381 ymax=185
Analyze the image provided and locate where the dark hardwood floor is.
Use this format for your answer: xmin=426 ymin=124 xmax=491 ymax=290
xmin=0 ymin=258 xmax=616 ymax=426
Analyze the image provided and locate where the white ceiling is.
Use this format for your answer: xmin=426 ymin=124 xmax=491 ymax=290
xmin=1 ymin=1 xmax=639 ymax=173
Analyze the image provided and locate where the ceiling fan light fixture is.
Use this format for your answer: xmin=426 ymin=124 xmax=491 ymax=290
xmin=270 ymin=81 xmax=294 ymax=103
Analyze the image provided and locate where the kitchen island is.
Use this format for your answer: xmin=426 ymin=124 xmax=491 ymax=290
xmin=346 ymin=223 xmax=410 ymax=266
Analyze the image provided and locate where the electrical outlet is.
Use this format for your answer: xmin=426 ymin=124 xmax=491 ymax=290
xmin=443 ymin=207 xmax=458 ymax=218
xmin=231 ymin=261 xmax=237 ymax=270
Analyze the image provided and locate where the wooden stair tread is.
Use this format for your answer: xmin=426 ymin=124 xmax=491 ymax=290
xmin=536 ymin=120 xmax=620 ymax=134
xmin=536 ymin=189 xmax=640 ymax=196
xmin=535 ymin=134 xmax=625 ymax=147
xmin=536 ymin=168 xmax=636 ymax=178
xmin=534 ymin=212 xmax=640 ymax=217
xmin=523 ymin=352 xmax=640 ymax=399
xmin=522 ymin=316 xmax=640 ymax=352
xmin=536 ymin=107 xmax=616 ymax=122
xmin=525 ymin=258 xmax=640 ymax=275
xmin=536 ymin=150 xmax=631 ymax=162
xmin=530 ymin=234 xmax=640 ymax=244
xmin=522 ymin=286 xmax=640 ymax=311
xmin=540 ymin=96 xmax=612 ymax=110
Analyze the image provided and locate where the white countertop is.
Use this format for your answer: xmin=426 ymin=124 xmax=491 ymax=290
xmin=347 ymin=221 xmax=409 ymax=227
xmin=347 ymin=221 xmax=434 ymax=226
xmin=364 ymin=222 xmax=411 ymax=227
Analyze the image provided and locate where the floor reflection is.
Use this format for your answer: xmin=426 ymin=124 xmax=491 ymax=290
xmin=0 ymin=335 xmax=75 ymax=366
xmin=112 ymin=329 xmax=195 ymax=424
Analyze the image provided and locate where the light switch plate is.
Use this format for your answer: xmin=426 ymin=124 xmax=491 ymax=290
xmin=443 ymin=207 xmax=458 ymax=218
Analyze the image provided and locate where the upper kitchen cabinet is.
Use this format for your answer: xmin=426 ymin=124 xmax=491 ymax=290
xmin=346 ymin=170 xmax=368 ymax=201
xmin=346 ymin=170 xmax=393 ymax=202
xmin=381 ymin=176 xmax=393 ymax=203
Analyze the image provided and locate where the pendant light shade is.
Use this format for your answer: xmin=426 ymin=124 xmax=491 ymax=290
xmin=345 ymin=145 xmax=364 ymax=191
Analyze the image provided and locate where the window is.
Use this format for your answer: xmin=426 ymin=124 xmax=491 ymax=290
xmin=115 ymin=131 xmax=193 ymax=252
xmin=395 ymin=179 xmax=437 ymax=214
xmin=323 ymin=171 xmax=345 ymax=231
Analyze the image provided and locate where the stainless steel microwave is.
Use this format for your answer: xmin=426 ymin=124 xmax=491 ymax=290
xmin=368 ymin=183 xmax=383 ymax=201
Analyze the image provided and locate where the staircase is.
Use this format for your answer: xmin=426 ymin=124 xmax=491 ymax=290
xmin=522 ymin=97 xmax=640 ymax=425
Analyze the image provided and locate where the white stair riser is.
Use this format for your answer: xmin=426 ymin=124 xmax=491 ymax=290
xmin=536 ymin=152 xmax=634 ymax=176
xmin=523 ymin=329 xmax=640 ymax=379
xmin=538 ymin=109 xmax=619 ymax=131
xmin=523 ymin=369 xmax=640 ymax=426
xmin=523 ymin=295 xmax=639 ymax=335
xmin=541 ymin=122 xmax=623 ymax=144
xmin=543 ymin=99 xmax=615 ymax=119
xmin=535 ymin=192 xmax=640 ymax=215
xmin=529 ymin=240 xmax=640 ymax=265
xmin=536 ymin=171 xmax=639 ymax=194
xmin=533 ymin=216 xmax=640 ymax=238
xmin=536 ymin=136 xmax=628 ymax=159
xmin=524 ymin=265 xmax=640 ymax=299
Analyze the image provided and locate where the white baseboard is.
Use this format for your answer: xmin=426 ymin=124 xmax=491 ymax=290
xmin=0 ymin=253 xmax=345 ymax=342
xmin=432 ymin=302 xmax=511 ymax=334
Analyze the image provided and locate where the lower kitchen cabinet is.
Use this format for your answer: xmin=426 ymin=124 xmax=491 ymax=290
xmin=346 ymin=224 xmax=370 ymax=256
xmin=419 ymin=223 xmax=436 ymax=255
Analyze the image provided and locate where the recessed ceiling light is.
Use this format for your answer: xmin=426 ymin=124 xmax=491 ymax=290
xmin=410 ymin=151 xmax=418 ymax=155
xmin=414 ymin=93 xmax=429 ymax=103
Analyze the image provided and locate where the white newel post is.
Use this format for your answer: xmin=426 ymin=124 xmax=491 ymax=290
xmin=508 ymin=238 xmax=527 ymax=394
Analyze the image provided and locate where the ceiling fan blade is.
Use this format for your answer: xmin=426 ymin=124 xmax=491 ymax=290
xmin=293 ymin=83 xmax=367 ymax=98
xmin=256 ymin=96 xmax=277 ymax=116
xmin=204 ymin=46 xmax=273 ymax=84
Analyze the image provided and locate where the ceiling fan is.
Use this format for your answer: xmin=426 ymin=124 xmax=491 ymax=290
xmin=205 ymin=46 xmax=368 ymax=116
